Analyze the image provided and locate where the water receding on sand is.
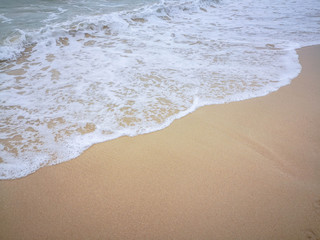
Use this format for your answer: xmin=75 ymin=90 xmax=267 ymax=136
xmin=0 ymin=0 xmax=319 ymax=179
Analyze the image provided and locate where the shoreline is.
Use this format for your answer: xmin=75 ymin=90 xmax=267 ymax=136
xmin=1 ymin=45 xmax=320 ymax=239
xmin=0 ymin=44 xmax=304 ymax=181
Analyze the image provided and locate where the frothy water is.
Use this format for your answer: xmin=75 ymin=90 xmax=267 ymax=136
xmin=0 ymin=0 xmax=319 ymax=179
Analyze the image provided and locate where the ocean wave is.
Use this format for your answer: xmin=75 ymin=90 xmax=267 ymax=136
xmin=0 ymin=0 xmax=221 ymax=61
xmin=0 ymin=0 xmax=319 ymax=179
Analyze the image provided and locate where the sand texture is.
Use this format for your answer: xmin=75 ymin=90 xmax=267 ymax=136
xmin=1 ymin=45 xmax=320 ymax=240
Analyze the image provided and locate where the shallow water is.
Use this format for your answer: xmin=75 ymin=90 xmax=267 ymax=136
xmin=0 ymin=0 xmax=319 ymax=179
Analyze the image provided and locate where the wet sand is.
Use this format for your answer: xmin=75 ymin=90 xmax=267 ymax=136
xmin=1 ymin=45 xmax=320 ymax=240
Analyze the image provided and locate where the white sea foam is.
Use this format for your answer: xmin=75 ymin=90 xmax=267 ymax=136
xmin=0 ymin=14 xmax=12 ymax=23
xmin=42 ymin=7 xmax=68 ymax=23
xmin=0 ymin=0 xmax=319 ymax=179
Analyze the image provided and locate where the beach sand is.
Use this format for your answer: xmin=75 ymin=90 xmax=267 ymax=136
xmin=1 ymin=45 xmax=320 ymax=240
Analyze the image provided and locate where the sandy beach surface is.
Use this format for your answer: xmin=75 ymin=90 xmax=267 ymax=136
xmin=1 ymin=45 xmax=320 ymax=240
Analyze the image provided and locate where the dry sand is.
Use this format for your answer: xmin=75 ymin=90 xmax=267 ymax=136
xmin=1 ymin=45 xmax=320 ymax=240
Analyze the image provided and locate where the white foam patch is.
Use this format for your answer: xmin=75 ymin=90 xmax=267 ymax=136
xmin=0 ymin=0 xmax=319 ymax=179
xmin=42 ymin=7 xmax=68 ymax=23
xmin=0 ymin=14 xmax=12 ymax=23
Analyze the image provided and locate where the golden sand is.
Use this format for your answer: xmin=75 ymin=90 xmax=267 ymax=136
xmin=1 ymin=45 xmax=320 ymax=240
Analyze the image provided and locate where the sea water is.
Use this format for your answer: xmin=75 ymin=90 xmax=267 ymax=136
xmin=0 ymin=0 xmax=319 ymax=179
